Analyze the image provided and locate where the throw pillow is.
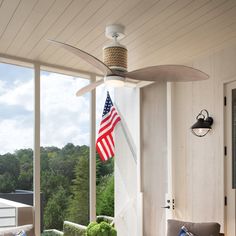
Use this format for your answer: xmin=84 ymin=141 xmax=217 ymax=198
xmin=178 ymin=226 xmax=194 ymax=236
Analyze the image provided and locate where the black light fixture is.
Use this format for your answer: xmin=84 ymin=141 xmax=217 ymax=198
xmin=191 ymin=109 xmax=213 ymax=137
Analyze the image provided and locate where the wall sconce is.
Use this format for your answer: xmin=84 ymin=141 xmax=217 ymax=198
xmin=191 ymin=109 xmax=213 ymax=137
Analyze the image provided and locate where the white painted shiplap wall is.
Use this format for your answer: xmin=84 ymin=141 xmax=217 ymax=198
xmin=114 ymin=88 xmax=139 ymax=236
xmin=171 ymin=45 xmax=236 ymax=232
xmin=115 ymin=82 xmax=168 ymax=236
xmin=141 ymin=81 xmax=168 ymax=236
xmin=115 ymin=45 xmax=236 ymax=236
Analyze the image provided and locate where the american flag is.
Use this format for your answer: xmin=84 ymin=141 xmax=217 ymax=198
xmin=96 ymin=92 xmax=121 ymax=161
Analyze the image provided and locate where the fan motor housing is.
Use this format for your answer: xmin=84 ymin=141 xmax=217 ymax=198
xmin=103 ymin=43 xmax=127 ymax=72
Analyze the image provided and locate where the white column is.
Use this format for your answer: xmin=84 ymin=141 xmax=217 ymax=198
xmin=90 ymin=75 xmax=96 ymax=222
xmin=166 ymin=82 xmax=174 ymax=219
xmin=137 ymin=88 xmax=143 ymax=236
xmin=34 ymin=63 xmax=41 ymax=236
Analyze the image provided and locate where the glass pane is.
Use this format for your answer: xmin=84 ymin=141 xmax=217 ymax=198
xmin=96 ymin=85 xmax=114 ymax=217
xmin=232 ymin=89 xmax=236 ymax=188
xmin=0 ymin=63 xmax=34 ymax=229
xmin=40 ymin=71 xmax=90 ymax=231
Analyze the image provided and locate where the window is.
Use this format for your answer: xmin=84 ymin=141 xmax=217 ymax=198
xmin=96 ymin=85 xmax=114 ymax=217
xmin=40 ymin=70 xmax=90 ymax=230
xmin=0 ymin=63 xmax=34 ymax=228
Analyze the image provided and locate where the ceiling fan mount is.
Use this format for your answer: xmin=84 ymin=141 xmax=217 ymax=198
xmin=49 ymin=24 xmax=209 ymax=96
xmin=105 ymin=24 xmax=126 ymax=40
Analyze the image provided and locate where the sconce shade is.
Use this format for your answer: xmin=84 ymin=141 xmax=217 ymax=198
xmin=191 ymin=110 xmax=213 ymax=137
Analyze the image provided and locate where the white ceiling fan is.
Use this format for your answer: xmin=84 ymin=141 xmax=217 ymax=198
xmin=49 ymin=24 xmax=209 ymax=96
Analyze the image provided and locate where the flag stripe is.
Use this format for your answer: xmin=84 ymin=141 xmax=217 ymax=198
xmin=100 ymin=107 xmax=117 ymax=128
xmin=107 ymin=135 xmax=114 ymax=155
xmin=99 ymin=109 xmax=119 ymax=133
xmin=100 ymin=139 xmax=109 ymax=160
xmin=102 ymin=138 xmax=112 ymax=157
xmin=98 ymin=114 xmax=121 ymax=139
xmin=97 ymin=141 xmax=107 ymax=161
xmin=96 ymin=92 xmax=121 ymax=161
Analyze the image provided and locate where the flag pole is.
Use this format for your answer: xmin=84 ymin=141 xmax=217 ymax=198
xmin=114 ymin=103 xmax=137 ymax=163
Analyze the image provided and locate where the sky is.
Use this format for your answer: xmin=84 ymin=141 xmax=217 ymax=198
xmin=0 ymin=63 xmax=113 ymax=154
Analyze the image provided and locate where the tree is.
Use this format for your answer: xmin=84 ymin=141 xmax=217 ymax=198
xmin=96 ymin=175 xmax=114 ymax=216
xmin=44 ymin=187 xmax=68 ymax=230
xmin=17 ymin=169 xmax=33 ymax=190
xmin=96 ymin=155 xmax=114 ymax=185
xmin=41 ymin=171 xmax=70 ymax=202
xmin=15 ymin=149 xmax=33 ymax=190
xmin=0 ymin=153 xmax=20 ymax=179
xmin=0 ymin=173 xmax=16 ymax=193
xmin=0 ymin=153 xmax=20 ymax=192
xmin=66 ymin=155 xmax=89 ymax=225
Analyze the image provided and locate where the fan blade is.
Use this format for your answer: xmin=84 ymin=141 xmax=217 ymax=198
xmin=124 ymin=65 xmax=209 ymax=82
xmin=76 ymin=79 xmax=104 ymax=96
xmin=49 ymin=40 xmax=112 ymax=75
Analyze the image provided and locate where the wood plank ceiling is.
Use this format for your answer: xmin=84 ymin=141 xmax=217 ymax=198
xmin=0 ymin=0 xmax=236 ymax=76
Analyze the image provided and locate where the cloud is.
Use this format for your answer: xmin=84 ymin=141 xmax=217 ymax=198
xmin=0 ymin=79 xmax=34 ymax=111
xmin=39 ymin=72 xmax=91 ymax=148
xmin=0 ymin=119 xmax=33 ymax=154
xmin=0 ymin=65 xmax=116 ymax=154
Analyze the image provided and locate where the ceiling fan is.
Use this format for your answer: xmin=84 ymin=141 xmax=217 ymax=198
xmin=49 ymin=24 xmax=209 ymax=96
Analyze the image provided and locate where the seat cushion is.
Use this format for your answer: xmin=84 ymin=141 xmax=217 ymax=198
xmin=167 ymin=219 xmax=221 ymax=236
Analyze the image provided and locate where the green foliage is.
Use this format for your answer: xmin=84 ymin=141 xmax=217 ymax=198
xmin=0 ymin=144 xmax=115 ymax=232
xmin=0 ymin=173 xmax=16 ymax=192
xmin=67 ymin=156 xmax=89 ymax=226
xmin=86 ymin=221 xmax=117 ymax=236
xmin=96 ymin=156 xmax=114 ymax=185
xmin=15 ymin=150 xmax=33 ymax=190
xmin=14 ymin=149 xmax=33 ymax=190
xmin=0 ymin=153 xmax=20 ymax=192
xmin=0 ymin=153 xmax=20 ymax=178
xmin=44 ymin=187 xmax=68 ymax=230
xmin=17 ymin=169 xmax=33 ymax=190
xmin=41 ymin=171 xmax=70 ymax=202
xmin=63 ymin=221 xmax=86 ymax=236
xmin=96 ymin=175 xmax=114 ymax=216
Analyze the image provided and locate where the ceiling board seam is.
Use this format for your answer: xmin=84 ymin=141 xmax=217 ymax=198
xmin=0 ymin=0 xmax=21 ymax=39
xmin=122 ymin=0 xmax=185 ymax=47
xmin=63 ymin=0 xmax=130 ymax=67
xmin=80 ymin=0 xmax=174 ymax=64
xmin=157 ymin=20 xmax=236 ymax=65
xmin=144 ymin=0 xmax=236 ymax=63
xmin=132 ymin=13 xmax=236 ymax=67
xmin=127 ymin=0 xmax=211 ymax=54
xmin=35 ymin=0 xmax=93 ymax=59
xmin=129 ymin=0 xmax=234 ymax=67
xmin=3 ymin=0 xmax=38 ymax=54
xmin=5 ymin=0 xmax=39 ymax=53
xmin=58 ymin=0 xmax=109 ymax=45
xmin=24 ymin=0 xmax=74 ymax=58
xmin=186 ymin=34 xmax=236 ymax=64
xmin=67 ymin=0 xmax=159 ymax=67
xmin=14 ymin=0 xmax=57 ymax=56
xmin=69 ymin=0 xmax=191 ymax=68
xmin=40 ymin=0 xmax=108 ymax=63
xmin=76 ymin=0 xmax=155 ymax=51
xmin=68 ymin=0 xmax=179 ymax=68
xmin=82 ymin=0 xmax=186 ymax=66
xmin=71 ymin=0 xmax=127 ymax=47
xmin=0 ymin=0 xmax=3 ymax=9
